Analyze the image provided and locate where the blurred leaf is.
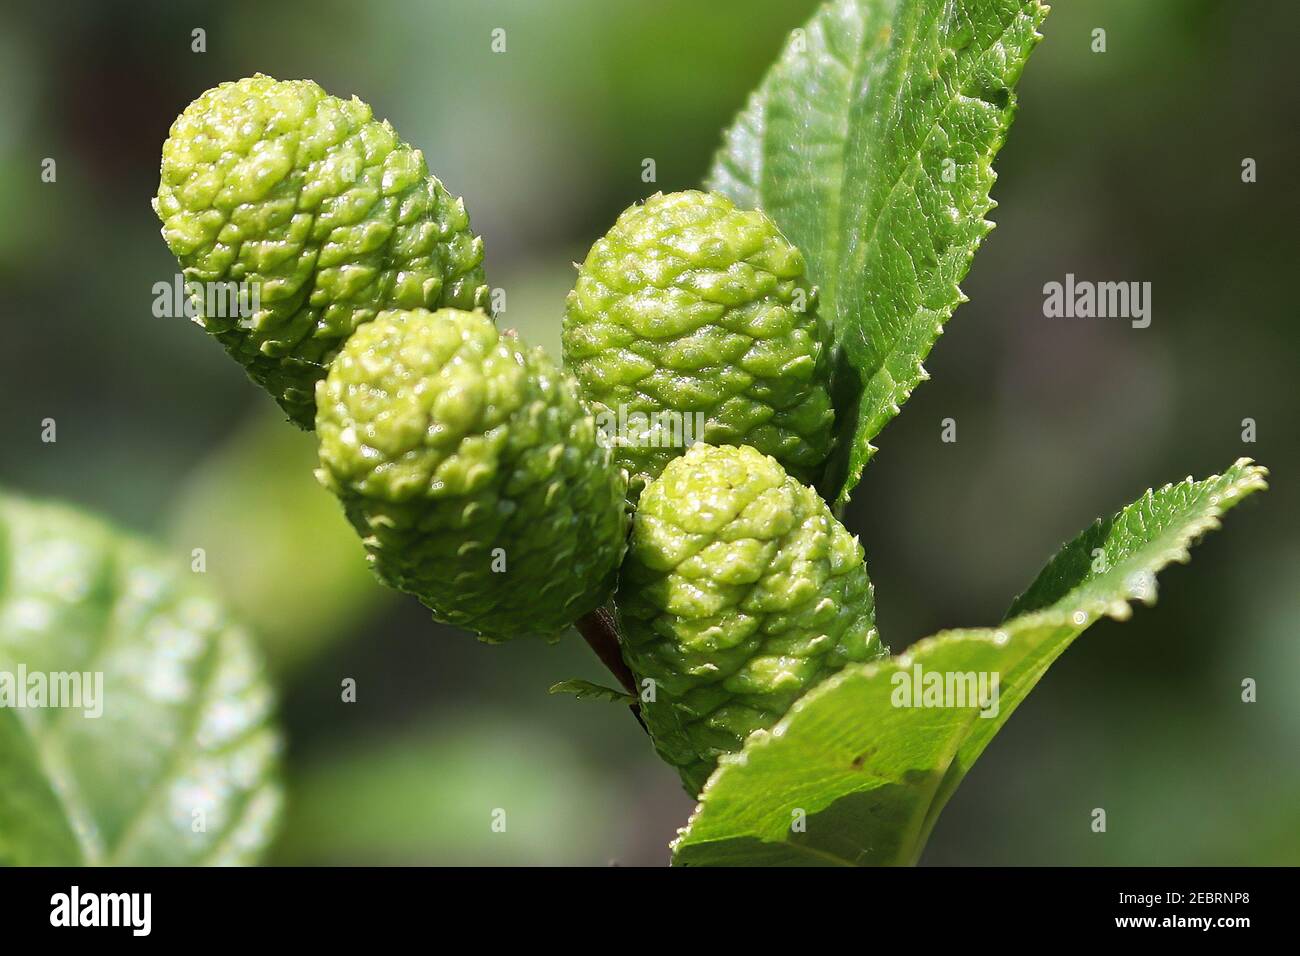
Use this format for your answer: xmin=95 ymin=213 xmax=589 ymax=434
xmin=0 ymin=493 xmax=281 ymax=865
xmin=169 ymin=409 xmax=386 ymax=674
xmin=672 ymin=459 xmax=1267 ymax=865
xmin=549 ymin=678 xmax=635 ymax=704
xmin=272 ymin=716 xmax=619 ymax=865
xmin=706 ymin=0 xmax=1049 ymax=508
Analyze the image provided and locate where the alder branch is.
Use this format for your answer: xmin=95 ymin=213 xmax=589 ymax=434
xmin=575 ymin=606 xmax=645 ymax=730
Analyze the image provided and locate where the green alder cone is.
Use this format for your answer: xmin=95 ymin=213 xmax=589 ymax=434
xmin=154 ymin=74 xmax=488 ymax=428
xmin=617 ymin=443 xmax=885 ymax=794
xmin=315 ymin=307 xmax=629 ymax=642
xmin=562 ymin=190 xmax=835 ymax=496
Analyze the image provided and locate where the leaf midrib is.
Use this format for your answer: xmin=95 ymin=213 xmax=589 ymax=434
xmin=808 ymin=5 xmax=885 ymax=324
xmin=4 ymin=707 xmax=104 ymax=865
xmin=0 ymin=535 xmax=115 ymax=866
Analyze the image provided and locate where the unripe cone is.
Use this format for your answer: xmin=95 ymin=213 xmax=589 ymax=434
xmin=617 ymin=444 xmax=885 ymax=793
xmin=155 ymin=74 xmax=487 ymax=427
xmin=315 ymin=308 xmax=628 ymax=642
xmin=563 ymin=190 xmax=835 ymax=496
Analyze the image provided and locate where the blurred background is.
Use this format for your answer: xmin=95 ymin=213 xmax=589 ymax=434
xmin=0 ymin=0 xmax=1295 ymax=865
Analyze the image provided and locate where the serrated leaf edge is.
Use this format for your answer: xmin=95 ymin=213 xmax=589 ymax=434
xmin=672 ymin=457 xmax=1267 ymax=860
xmin=832 ymin=3 xmax=1048 ymax=508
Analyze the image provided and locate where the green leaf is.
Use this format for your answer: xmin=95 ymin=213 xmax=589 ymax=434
xmin=0 ymin=494 xmax=282 ymax=865
xmin=672 ymin=459 xmax=1268 ymax=866
xmin=706 ymin=0 xmax=1049 ymax=508
xmin=548 ymin=679 xmax=635 ymax=704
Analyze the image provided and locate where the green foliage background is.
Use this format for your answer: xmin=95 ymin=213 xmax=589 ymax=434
xmin=0 ymin=0 xmax=1295 ymax=864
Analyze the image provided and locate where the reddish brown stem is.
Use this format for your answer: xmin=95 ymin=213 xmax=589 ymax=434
xmin=575 ymin=607 xmax=645 ymax=730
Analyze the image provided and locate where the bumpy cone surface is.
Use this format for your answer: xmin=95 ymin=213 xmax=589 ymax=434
xmin=155 ymin=74 xmax=488 ymax=427
xmin=563 ymin=190 xmax=835 ymax=496
xmin=315 ymin=308 xmax=628 ymax=642
xmin=617 ymin=443 xmax=885 ymax=793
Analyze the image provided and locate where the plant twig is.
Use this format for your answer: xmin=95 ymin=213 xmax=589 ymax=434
xmin=575 ymin=607 xmax=645 ymax=731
